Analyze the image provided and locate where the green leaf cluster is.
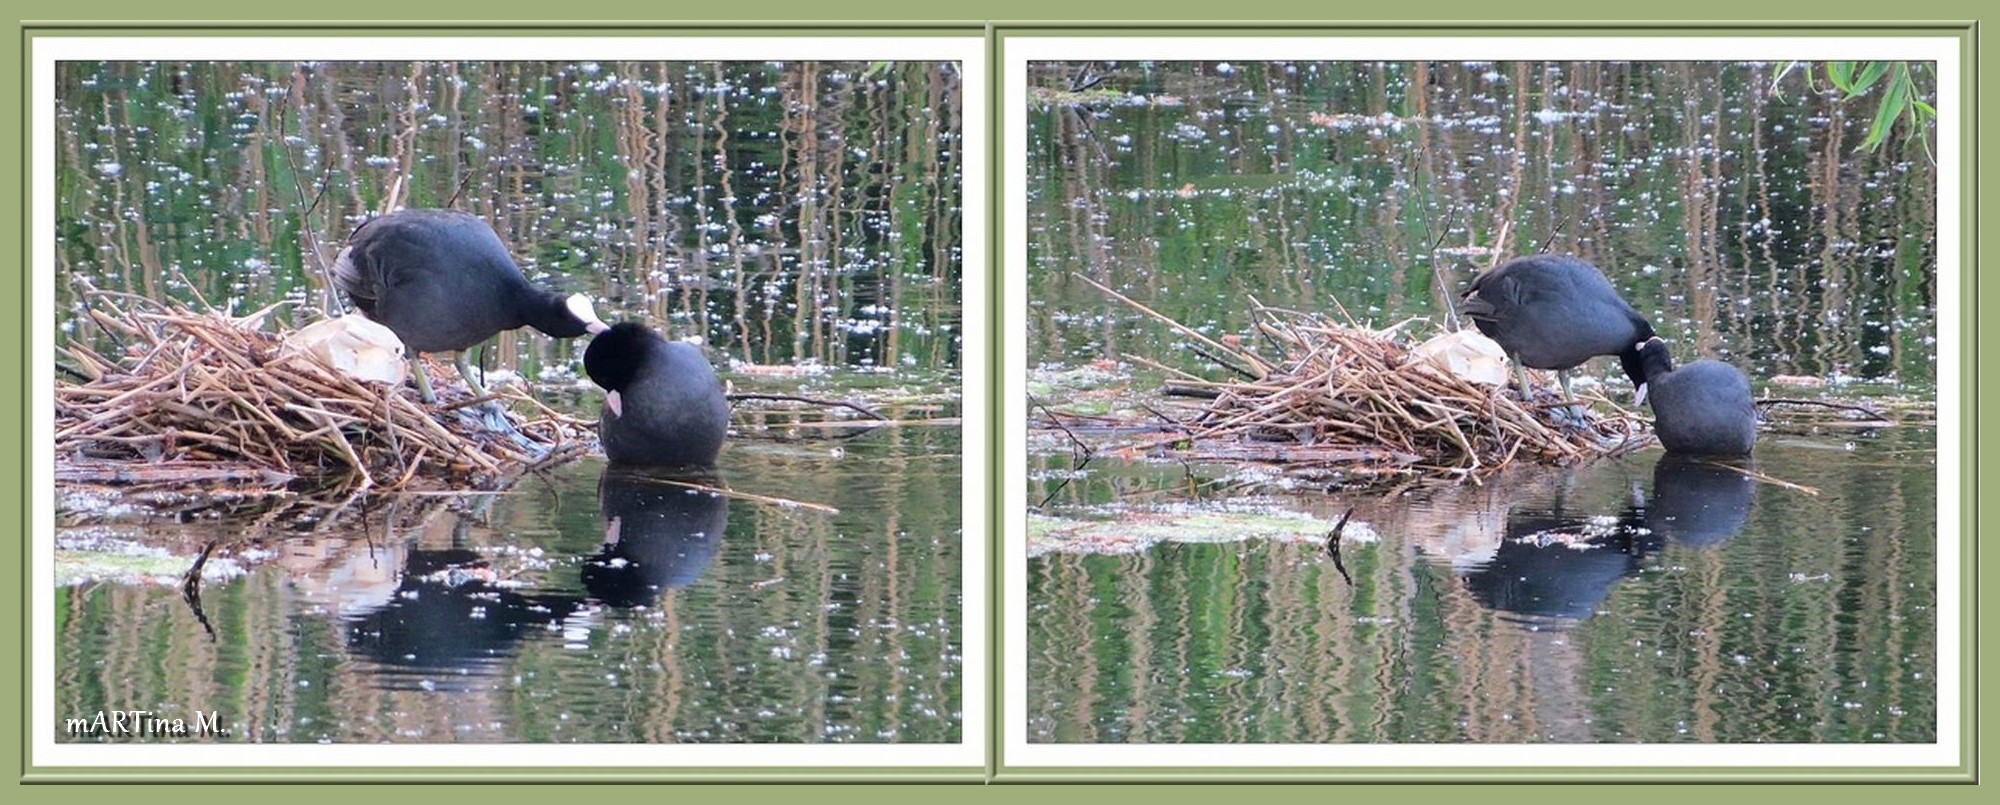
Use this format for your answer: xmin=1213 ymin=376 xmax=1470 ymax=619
xmin=1774 ymin=60 xmax=1937 ymax=156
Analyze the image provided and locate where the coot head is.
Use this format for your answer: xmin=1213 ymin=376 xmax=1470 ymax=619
xmin=1633 ymin=336 xmax=1756 ymax=456
xmin=1632 ymin=336 xmax=1675 ymax=406
xmin=584 ymin=321 xmax=731 ymax=468
xmin=582 ymin=321 xmax=651 ymax=412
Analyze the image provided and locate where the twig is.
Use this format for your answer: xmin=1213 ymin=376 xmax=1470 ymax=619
xmin=180 ymin=540 xmax=220 ymax=642
xmin=1074 ymin=272 xmax=1275 ymax=377
xmin=1534 ymin=213 xmax=1570 ymax=254
xmin=276 ymin=92 xmax=340 ymax=317
xmin=1426 ymin=203 xmax=1462 ymax=329
xmin=1067 ymin=61 xmax=1105 ymax=92
xmin=1700 ymin=460 xmax=1821 ymax=496
xmin=727 ymin=392 xmax=890 ymax=421
xmin=1323 ymin=506 xmax=1355 ymax=585
xmin=1754 ymin=397 xmax=1889 ymax=420
xmin=1187 ymin=343 xmax=1259 ymax=381
xmin=1033 ymin=395 xmax=1096 ymax=509
xmin=642 ymin=476 xmax=840 ymax=515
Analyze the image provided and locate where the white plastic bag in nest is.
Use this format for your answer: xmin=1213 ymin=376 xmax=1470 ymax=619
xmin=1411 ymin=329 xmax=1509 ymax=386
xmin=284 ymin=314 xmax=408 ymax=385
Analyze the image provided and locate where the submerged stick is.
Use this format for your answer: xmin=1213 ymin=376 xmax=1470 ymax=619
xmin=728 ymin=392 xmax=891 ymax=421
xmin=180 ymin=540 xmax=220 ymax=642
xmin=1701 ymin=460 xmax=1822 ymax=496
xmin=1323 ymin=506 xmax=1355 ymax=586
xmin=616 ymin=474 xmax=841 ymax=515
xmin=1754 ymin=397 xmax=1890 ymax=421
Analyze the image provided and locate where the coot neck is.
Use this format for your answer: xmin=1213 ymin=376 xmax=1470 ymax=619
xmin=514 ymin=286 xmax=588 ymax=338
xmin=1620 ymin=318 xmax=1660 ymax=390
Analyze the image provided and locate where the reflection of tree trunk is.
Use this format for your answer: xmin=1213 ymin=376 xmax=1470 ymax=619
xmin=1811 ymin=91 xmax=1853 ymax=377
xmin=1488 ymin=62 xmax=1530 ymax=256
xmin=1680 ymin=65 xmax=1724 ymax=356
xmin=1522 ymin=624 xmax=1590 ymax=741
xmin=1054 ymin=102 xmax=1120 ymax=362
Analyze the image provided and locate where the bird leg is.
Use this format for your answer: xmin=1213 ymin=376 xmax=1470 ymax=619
xmin=411 ymin=357 xmax=438 ymax=404
xmin=454 ymin=348 xmax=490 ymax=399
xmin=1555 ymin=370 xmax=1591 ymax=428
xmin=453 ymin=345 xmax=526 ymax=437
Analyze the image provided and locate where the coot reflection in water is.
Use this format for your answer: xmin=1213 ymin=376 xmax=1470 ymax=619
xmin=1458 ymin=504 xmax=1661 ymax=623
xmin=581 ymin=468 xmax=730 ymax=608
xmin=1645 ymin=454 xmax=1758 ymax=549
xmin=1457 ymin=453 xmax=1759 ymax=623
xmin=344 ymin=547 xmax=586 ymax=691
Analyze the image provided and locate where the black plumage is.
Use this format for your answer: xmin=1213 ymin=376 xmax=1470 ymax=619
xmin=1461 ymin=254 xmax=1657 ymax=401
xmin=584 ymin=322 xmax=730 ymax=469
xmin=1634 ymin=337 xmax=1757 ymax=456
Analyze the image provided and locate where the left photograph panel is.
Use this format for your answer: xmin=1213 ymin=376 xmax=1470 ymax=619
xmin=31 ymin=36 xmax=985 ymax=772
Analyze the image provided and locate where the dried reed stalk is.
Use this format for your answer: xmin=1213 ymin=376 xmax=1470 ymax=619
xmin=55 ymin=292 xmax=591 ymax=498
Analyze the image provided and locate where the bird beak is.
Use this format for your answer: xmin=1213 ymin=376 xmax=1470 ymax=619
xmin=606 ymin=389 xmax=623 ymax=418
xmin=1634 ymin=382 xmax=1650 ymax=407
xmin=567 ymin=294 xmax=610 ymax=335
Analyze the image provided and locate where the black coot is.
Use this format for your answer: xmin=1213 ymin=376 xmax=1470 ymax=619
xmin=1633 ymin=337 xmax=1757 ymax=456
xmin=333 ymin=208 xmax=608 ymax=402
xmin=584 ymin=322 xmax=730 ymax=469
xmin=1461 ymin=254 xmax=1656 ymax=404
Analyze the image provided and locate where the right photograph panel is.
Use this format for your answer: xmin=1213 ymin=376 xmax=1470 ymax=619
xmin=1008 ymin=42 xmax=1957 ymax=772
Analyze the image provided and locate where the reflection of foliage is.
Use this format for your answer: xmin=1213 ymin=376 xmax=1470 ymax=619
xmin=1774 ymin=61 xmax=1937 ymax=155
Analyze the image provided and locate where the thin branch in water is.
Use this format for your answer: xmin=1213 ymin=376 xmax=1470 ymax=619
xmin=651 ymin=475 xmax=840 ymax=514
xmin=1032 ymin=395 xmax=1096 ymax=509
xmin=1074 ymin=271 xmax=1276 ymax=377
xmin=1136 ymin=402 xmax=1203 ymax=499
xmin=180 ymin=540 xmax=220 ymax=642
xmin=1188 ymin=343 xmax=1259 ymax=381
xmin=727 ymin=392 xmax=889 ymax=421
xmin=1754 ymin=397 xmax=1889 ymax=421
xmin=1699 ymin=459 xmax=1821 ymax=496
xmin=1323 ymin=506 xmax=1356 ymax=586
xmin=445 ymin=170 xmax=474 ymax=210
xmin=1068 ymin=61 xmax=1105 ymax=92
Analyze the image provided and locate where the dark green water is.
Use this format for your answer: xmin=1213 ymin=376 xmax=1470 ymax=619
xmin=52 ymin=60 xmax=963 ymax=743
xmin=1025 ymin=62 xmax=1937 ymax=743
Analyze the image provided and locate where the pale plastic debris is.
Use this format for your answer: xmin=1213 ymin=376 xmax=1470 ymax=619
xmin=284 ymin=314 xmax=408 ymax=385
xmin=1411 ymin=329 xmax=1509 ymax=386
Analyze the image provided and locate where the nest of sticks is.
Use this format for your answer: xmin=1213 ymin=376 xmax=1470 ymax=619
xmin=1083 ymin=277 xmax=1647 ymax=480
xmin=56 ymin=291 xmax=593 ymax=502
